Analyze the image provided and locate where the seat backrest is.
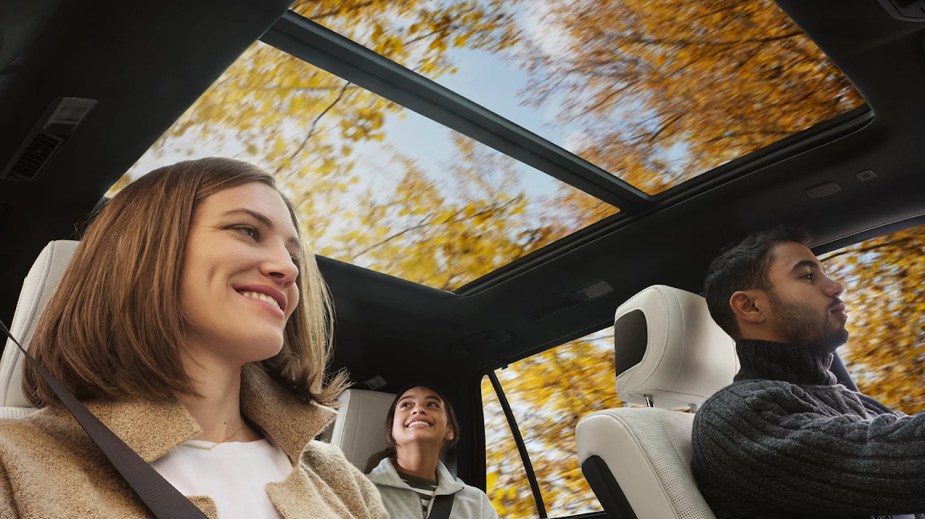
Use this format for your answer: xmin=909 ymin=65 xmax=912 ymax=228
xmin=0 ymin=240 xmax=79 ymax=417
xmin=576 ymin=285 xmax=737 ymax=519
xmin=327 ymin=388 xmax=395 ymax=472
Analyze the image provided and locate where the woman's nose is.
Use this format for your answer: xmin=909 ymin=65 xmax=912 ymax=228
xmin=262 ymin=246 xmax=299 ymax=285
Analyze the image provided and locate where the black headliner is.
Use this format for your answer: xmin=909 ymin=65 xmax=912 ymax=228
xmin=2 ymin=0 xmax=924 ymax=488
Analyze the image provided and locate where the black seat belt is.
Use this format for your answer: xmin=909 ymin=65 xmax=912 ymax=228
xmin=429 ymin=493 xmax=455 ymax=519
xmin=1 ymin=321 xmax=207 ymax=519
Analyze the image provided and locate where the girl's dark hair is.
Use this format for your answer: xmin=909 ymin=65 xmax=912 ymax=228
xmin=364 ymin=384 xmax=460 ymax=473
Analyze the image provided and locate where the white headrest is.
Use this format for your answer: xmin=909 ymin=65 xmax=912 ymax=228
xmin=614 ymin=285 xmax=738 ymax=410
xmin=0 ymin=240 xmax=79 ymax=407
xmin=329 ymin=389 xmax=395 ymax=472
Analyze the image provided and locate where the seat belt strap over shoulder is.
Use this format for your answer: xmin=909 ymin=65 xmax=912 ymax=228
xmin=429 ymin=493 xmax=455 ymax=519
xmin=0 ymin=321 xmax=207 ymax=519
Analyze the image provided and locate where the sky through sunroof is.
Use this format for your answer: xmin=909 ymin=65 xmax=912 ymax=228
xmin=115 ymin=0 xmax=862 ymax=290
xmin=304 ymin=0 xmax=863 ymax=194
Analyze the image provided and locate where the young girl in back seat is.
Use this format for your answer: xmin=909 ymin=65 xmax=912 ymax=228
xmin=367 ymin=385 xmax=499 ymax=518
xmin=0 ymin=158 xmax=387 ymax=518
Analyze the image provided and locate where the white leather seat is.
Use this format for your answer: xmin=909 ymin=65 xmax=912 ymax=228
xmin=0 ymin=240 xmax=80 ymax=418
xmin=326 ymin=388 xmax=395 ymax=472
xmin=576 ymin=285 xmax=738 ymax=519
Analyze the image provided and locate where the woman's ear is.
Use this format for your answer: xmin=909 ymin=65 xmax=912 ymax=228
xmin=445 ymin=429 xmax=455 ymax=441
xmin=729 ymin=290 xmax=767 ymax=325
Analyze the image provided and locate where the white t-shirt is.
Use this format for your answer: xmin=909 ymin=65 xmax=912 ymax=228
xmin=151 ymin=439 xmax=291 ymax=519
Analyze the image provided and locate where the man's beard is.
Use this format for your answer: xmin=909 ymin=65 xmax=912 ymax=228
xmin=767 ymin=290 xmax=849 ymax=352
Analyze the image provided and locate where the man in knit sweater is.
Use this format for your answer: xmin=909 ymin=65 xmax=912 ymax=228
xmin=691 ymin=227 xmax=925 ymax=519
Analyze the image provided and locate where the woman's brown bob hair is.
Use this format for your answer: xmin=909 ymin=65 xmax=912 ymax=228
xmin=24 ymin=157 xmax=347 ymax=407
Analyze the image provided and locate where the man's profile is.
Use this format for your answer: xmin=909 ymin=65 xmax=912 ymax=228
xmin=691 ymin=227 xmax=925 ymax=519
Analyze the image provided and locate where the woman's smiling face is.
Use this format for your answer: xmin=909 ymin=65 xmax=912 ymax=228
xmin=178 ymin=181 xmax=302 ymax=368
xmin=391 ymin=386 xmax=455 ymax=450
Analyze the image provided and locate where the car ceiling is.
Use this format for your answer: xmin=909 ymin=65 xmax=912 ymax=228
xmin=2 ymin=0 xmax=925 ymax=408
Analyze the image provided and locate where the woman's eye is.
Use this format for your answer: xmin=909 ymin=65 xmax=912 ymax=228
xmin=234 ymin=225 xmax=258 ymax=239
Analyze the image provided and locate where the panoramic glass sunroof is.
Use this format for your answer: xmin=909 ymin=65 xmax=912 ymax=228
xmin=300 ymin=0 xmax=863 ymax=194
xmin=115 ymin=0 xmax=863 ymax=290
xmin=116 ymin=42 xmax=616 ymax=290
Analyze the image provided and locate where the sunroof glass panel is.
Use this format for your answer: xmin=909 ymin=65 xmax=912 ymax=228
xmin=116 ymin=42 xmax=617 ymax=291
xmin=299 ymin=0 xmax=863 ymax=194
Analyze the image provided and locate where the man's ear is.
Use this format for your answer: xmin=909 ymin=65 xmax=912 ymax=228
xmin=729 ymin=290 xmax=767 ymax=325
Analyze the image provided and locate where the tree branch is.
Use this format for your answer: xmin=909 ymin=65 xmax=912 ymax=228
xmin=276 ymin=79 xmax=352 ymax=175
xmin=349 ymin=198 xmax=520 ymax=261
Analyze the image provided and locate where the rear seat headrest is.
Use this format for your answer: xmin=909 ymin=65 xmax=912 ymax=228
xmin=328 ymin=389 xmax=395 ymax=472
xmin=614 ymin=285 xmax=738 ymax=410
xmin=0 ymin=240 xmax=80 ymax=408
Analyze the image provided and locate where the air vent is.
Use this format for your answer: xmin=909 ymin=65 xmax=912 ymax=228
xmin=1 ymin=97 xmax=97 ymax=181
xmin=5 ymin=134 xmax=64 ymax=181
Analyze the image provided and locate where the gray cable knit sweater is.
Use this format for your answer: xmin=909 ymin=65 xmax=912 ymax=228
xmin=691 ymin=339 xmax=925 ymax=519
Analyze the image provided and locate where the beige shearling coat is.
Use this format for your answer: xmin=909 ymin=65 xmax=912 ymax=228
xmin=0 ymin=364 xmax=388 ymax=519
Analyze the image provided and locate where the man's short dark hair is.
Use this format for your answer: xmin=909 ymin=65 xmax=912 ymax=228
xmin=704 ymin=226 xmax=812 ymax=339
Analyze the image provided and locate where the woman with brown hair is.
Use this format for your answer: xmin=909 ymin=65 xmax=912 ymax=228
xmin=367 ymin=385 xmax=498 ymax=519
xmin=0 ymin=158 xmax=387 ymax=518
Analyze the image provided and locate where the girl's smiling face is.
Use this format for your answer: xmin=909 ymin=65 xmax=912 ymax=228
xmin=391 ymin=386 xmax=455 ymax=450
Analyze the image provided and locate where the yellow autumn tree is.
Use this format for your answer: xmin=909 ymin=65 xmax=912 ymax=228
xmin=518 ymin=0 xmax=862 ymax=194
xmin=483 ymin=330 xmax=621 ymax=517
xmin=137 ymin=0 xmax=523 ymax=255
xmin=331 ymin=135 xmax=558 ymax=289
xmin=822 ymin=224 xmax=925 ymax=414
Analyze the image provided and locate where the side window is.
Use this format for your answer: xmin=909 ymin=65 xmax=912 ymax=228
xmin=481 ymin=377 xmax=535 ymax=517
xmin=820 ymin=222 xmax=925 ymax=414
xmin=482 ymin=328 xmax=621 ymax=518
